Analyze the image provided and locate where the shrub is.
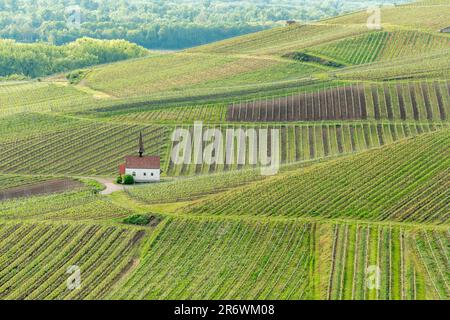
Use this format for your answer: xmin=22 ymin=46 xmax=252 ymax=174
xmin=123 ymin=214 xmax=151 ymax=226
xmin=116 ymin=176 xmax=123 ymax=184
xmin=286 ymin=52 xmax=345 ymax=68
xmin=123 ymin=174 xmax=135 ymax=185
xmin=66 ymin=69 xmax=88 ymax=84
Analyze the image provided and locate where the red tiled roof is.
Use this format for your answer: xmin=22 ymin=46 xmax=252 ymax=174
xmin=125 ymin=156 xmax=160 ymax=169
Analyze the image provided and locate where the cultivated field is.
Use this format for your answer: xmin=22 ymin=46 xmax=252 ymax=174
xmin=185 ymin=130 xmax=449 ymax=225
xmin=0 ymin=0 xmax=448 ymax=300
xmin=227 ymin=81 xmax=450 ymax=122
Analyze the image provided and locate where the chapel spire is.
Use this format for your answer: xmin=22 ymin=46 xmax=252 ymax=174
xmin=138 ymin=132 xmax=145 ymax=157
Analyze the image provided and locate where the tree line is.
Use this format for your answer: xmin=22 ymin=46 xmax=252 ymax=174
xmin=0 ymin=37 xmax=148 ymax=79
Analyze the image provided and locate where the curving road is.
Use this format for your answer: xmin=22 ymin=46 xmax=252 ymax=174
xmin=87 ymin=177 xmax=125 ymax=195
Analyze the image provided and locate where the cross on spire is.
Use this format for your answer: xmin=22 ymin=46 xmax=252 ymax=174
xmin=138 ymin=132 xmax=145 ymax=157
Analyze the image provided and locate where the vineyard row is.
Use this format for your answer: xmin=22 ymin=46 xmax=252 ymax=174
xmin=227 ymin=81 xmax=450 ymax=122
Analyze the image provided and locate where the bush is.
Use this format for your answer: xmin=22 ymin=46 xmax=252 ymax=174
xmin=286 ymin=52 xmax=345 ymax=68
xmin=123 ymin=174 xmax=135 ymax=185
xmin=66 ymin=69 xmax=88 ymax=84
xmin=116 ymin=176 xmax=123 ymax=184
xmin=79 ymin=178 xmax=105 ymax=193
xmin=0 ymin=74 xmax=29 ymax=81
xmin=123 ymin=214 xmax=151 ymax=226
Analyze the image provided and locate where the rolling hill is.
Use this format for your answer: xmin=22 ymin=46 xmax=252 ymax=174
xmin=0 ymin=0 xmax=448 ymax=300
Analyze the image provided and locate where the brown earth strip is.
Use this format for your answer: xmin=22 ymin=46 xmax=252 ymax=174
xmin=359 ymin=85 xmax=367 ymax=119
xmin=322 ymin=126 xmax=330 ymax=156
xmin=227 ymin=85 xmax=369 ymax=122
xmin=0 ymin=179 xmax=84 ymax=201
xmin=363 ymin=124 xmax=371 ymax=149
xmin=349 ymin=125 xmax=357 ymax=152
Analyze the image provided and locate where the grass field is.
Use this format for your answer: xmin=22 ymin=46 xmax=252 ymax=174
xmin=0 ymin=0 xmax=448 ymax=300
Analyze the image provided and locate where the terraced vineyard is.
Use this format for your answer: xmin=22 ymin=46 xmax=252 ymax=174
xmin=127 ymin=169 xmax=264 ymax=204
xmin=167 ymin=122 xmax=446 ymax=176
xmin=192 ymin=23 xmax=369 ymax=56
xmin=84 ymin=53 xmax=287 ymax=99
xmin=334 ymin=49 xmax=450 ymax=81
xmin=227 ymin=81 xmax=450 ymax=122
xmin=308 ymin=31 xmax=450 ymax=65
xmin=112 ymin=104 xmax=227 ymax=124
xmin=3 ymin=118 xmax=441 ymax=178
xmin=0 ymin=82 xmax=100 ymax=117
xmin=103 ymin=218 xmax=448 ymax=300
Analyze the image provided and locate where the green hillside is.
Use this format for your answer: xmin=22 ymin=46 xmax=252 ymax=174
xmin=307 ymin=31 xmax=450 ymax=65
xmin=184 ymin=130 xmax=449 ymax=225
xmin=0 ymin=0 xmax=448 ymax=301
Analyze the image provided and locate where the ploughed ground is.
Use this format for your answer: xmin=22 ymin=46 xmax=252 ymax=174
xmin=0 ymin=178 xmax=84 ymax=201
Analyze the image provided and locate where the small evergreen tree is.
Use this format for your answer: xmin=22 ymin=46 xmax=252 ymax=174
xmin=123 ymin=174 xmax=134 ymax=185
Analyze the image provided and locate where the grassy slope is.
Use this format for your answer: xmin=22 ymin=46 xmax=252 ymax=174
xmin=4 ymin=120 xmax=443 ymax=177
xmin=0 ymin=120 xmax=170 ymax=176
xmin=184 ymin=129 xmax=449 ymax=225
